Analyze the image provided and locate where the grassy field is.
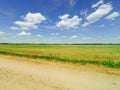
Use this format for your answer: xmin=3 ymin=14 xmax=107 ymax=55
xmin=0 ymin=44 xmax=120 ymax=67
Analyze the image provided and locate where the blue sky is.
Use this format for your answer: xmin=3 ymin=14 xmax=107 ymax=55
xmin=0 ymin=0 xmax=120 ymax=43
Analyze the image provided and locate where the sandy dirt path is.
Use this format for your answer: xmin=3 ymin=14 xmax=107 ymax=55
xmin=0 ymin=57 xmax=120 ymax=90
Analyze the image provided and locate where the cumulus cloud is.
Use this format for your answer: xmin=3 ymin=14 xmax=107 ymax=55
xmin=92 ymin=0 xmax=104 ymax=8
xmin=56 ymin=14 xmax=82 ymax=29
xmin=70 ymin=35 xmax=78 ymax=39
xmin=17 ymin=31 xmax=31 ymax=36
xmin=0 ymin=31 xmax=5 ymax=35
xmin=105 ymin=12 xmax=120 ymax=20
xmin=14 ymin=21 xmax=38 ymax=30
xmin=82 ymin=3 xmax=113 ymax=27
xmin=11 ymin=12 xmax=46 ymax=30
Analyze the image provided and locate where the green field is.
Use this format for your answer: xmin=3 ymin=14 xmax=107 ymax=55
xmin=0 ymin=44 xmax=120 ymax=67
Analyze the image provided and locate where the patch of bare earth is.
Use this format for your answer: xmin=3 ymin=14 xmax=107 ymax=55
xmin=0 ymin=55 xmax=120 ymax=90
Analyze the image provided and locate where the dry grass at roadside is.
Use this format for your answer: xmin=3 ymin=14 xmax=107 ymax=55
xmin=0 ymin=54 xmax=120 ymax=76
xmin=0 ymin=44 xmax=120 ymax=68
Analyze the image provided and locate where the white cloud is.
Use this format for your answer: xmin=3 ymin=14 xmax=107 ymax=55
xmin=50 ymin=33 xmax=59 ymax=36
xmin=55 ymin=33 xmax=59 ymax=35
xmin=11 ymin=12 xmax=46 ymax=30
xmin=23 ymin=12 xmax=46 ymax=24
xmin=82 ymin=22 xmax=89 ymax=27
xmin=41 ymin=25 xmax=58 ymax=30
xmin=56 ymin=14 xmax=82 ymax=29
xmin=92 ymin=0 xmax=104 ymax=8
xmin=14 ymin=21 xmax=38 ymax=30
xmin=0 ymin=31 xmax=5 ymax=35
xmin=10 ymin=27 xmax=19 ymax=30
xmin=69 ymin=0 xmax=76 ymax=7
xmin=82 ymin=3 xmax=113 ymax=27
xmin=70 ymin=35 xmax=78 ymax=39
xmin=17 ymin=31 xmax=31 ymax=36
xmin=80 ymin=9 xmax=88 ymax=16
xmin=50 ymin=33 xmax=54 ymax=36
xmin=37 ymin=35 xmax=42 ymax=37
xmin=81 ymin=37 xmax=91 ymax=40
xmin=100 ymin=24 xmax=105 ymax=27
xmin=105 ymin=12 xmax=120 ymax=20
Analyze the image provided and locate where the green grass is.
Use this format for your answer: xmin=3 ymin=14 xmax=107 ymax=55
xmin=0 ymin=44 xmax=120 ymax=62
xmin=0 ymin=50 xmax=120 ymax=68
xmin=0 ymin=44 xmax=120 ymax=68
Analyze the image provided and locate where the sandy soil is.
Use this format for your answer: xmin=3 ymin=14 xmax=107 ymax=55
xmin=0 ymin=56 xmax=120 ymax=90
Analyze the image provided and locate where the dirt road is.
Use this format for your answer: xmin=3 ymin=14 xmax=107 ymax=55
xmin=0 ymin=56 xmax=120 ymax=90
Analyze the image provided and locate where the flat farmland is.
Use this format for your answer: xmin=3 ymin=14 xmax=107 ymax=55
xmin=0 ymin=44 xmax=120 ymax=67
